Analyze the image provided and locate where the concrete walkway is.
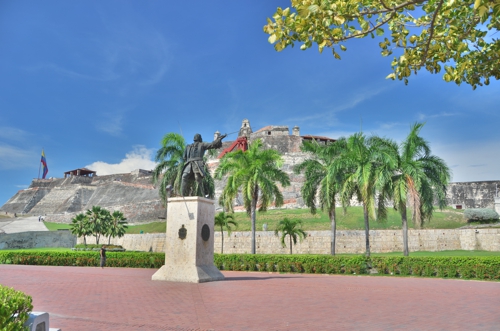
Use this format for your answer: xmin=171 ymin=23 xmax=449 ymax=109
xmin=0 ymin=216 xmax=49 ymax=234
xmin=0 ymin=265 xmax=499 ymax=330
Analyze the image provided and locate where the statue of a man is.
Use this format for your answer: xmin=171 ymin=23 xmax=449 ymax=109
xmin=181 ymin=133 xmax=226 ymax=197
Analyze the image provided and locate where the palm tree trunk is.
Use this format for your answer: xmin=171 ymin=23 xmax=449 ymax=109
xmin=251 ymin=190 xmax=258 ymax=254
xmin=83 ymin=236 xmax=87 ymax=247
xmin=108 ymin=235 xmax=111 ymax=245
xmin=329 ymin=208 xmax=336 ymax=255
xmin=289 ymin=235 xmax=292 ymax=255
xmin=402 ymin=206 xmax=409 ymax=256
xmin=221 ymin=225 xmax=224 ymax=254
xmin=363 ymin=203 xmax=370 ymax=257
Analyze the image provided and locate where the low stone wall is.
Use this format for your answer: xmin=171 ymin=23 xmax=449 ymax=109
xmin=0 ymin=231 xmax=76 ymax=250
xmin=77 ymin=229 xmax=500 ymax=254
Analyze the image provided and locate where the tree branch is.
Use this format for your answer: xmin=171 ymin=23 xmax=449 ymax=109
xmin=420 ymin=0 xmax=445 ymax=65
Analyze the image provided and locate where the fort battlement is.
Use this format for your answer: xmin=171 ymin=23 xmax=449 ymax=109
xmin=1 ymin=120 xmax=498 ymax=223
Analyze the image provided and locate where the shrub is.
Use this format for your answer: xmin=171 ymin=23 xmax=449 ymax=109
xmin=0 ymin=285 xmax=33 ymax=331
xmin=464 ymin=208 xmax=499 ymax=223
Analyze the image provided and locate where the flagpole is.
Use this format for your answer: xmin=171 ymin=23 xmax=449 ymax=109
xmin=38 ymin=149 xmax=42 ymax=179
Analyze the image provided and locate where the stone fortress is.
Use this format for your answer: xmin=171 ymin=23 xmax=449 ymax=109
xmin=1 ymin=119 xmax=499 ymax=224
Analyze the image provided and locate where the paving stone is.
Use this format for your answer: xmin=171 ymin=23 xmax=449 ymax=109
xmin=0 ymin=265 xmax=499 ymax=330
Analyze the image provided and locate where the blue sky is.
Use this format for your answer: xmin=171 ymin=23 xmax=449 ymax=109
xmin=1 ymin=1 xmax=499 ymax=205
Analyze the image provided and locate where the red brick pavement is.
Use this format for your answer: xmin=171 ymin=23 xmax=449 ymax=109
xmin=0 ymin=265 xmax=499 ymax=331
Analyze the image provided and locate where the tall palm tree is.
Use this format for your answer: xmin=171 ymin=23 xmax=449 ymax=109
xmin=274 ymin=218 xmax=307 ymax=254
xmin=390 ymin=123 xmax=451 ymax=256
xmin=152 ymin=132 xmax=215 ymax=201
xmin=293 ymin=138 xmax=347 ymax=255
xmin=338 ymin=133 xmax=397 ymax=257
xmin=152 ymin=133 xmax=186 ymax=202
xmin=215 ymin=139 xmax=290 ymax=254
xmin=69 ymin=213 xmax=91 ymax=246
xmin=106 ymin=210 xmax=128 ymax=245
xmin=214 ymin=211 xmax=238 ymax=254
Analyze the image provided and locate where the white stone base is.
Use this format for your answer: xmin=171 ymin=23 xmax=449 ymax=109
xmin=152 ymin=196 xmax=224 ymax=283
xmin=152 ymin=264 xmax=224 ymax=283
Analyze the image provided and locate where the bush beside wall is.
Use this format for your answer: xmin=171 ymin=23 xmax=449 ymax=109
xmin=464 ymin=208 xmax=499 ymax=223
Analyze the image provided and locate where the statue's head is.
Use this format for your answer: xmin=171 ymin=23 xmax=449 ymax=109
xmin=193 ymin=134 xmax=202 ymax=142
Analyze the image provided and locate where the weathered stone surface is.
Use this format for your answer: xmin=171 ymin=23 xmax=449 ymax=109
xmin=152 ymin=196 xmax=224 ymax=283
xmin=79 ymin=228 xmax=500 ymax=254
xmin=0 ymin=231 xmax=76 ymax=249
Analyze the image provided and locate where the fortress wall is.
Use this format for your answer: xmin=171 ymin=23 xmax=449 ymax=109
xmin=44 ymin=199 xmax=165 ymax=224
xmin=0 ymin=188 xmax=51 ymax=214
xmin=446 ymin=181 xmax=500 ymax=209
xmin=76 ymin=229 xmax=500 ymax=253
xmin=0 ymin=231 xmax=76 ymax=250
xmin=29 ymin=186 xmax=82 ymax=215
xmin=83 ymin=182 xmax=158 ymax=209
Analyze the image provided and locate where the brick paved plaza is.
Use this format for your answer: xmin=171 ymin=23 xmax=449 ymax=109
xmin=0 ymin=265 xmax=499 ymax=330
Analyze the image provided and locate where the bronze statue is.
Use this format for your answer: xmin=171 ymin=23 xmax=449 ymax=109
xmin=181 ymin=133 xmax=226 ymax=197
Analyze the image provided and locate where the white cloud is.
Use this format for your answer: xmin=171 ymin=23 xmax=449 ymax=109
xmin=418 ymin=112 xmax=459 ymax=121
xmin=286 ymin=85 xmax=390 ymax=128
xmin=85 ymin=145 xmax=156 ymax=175
xmin=0 ymin=127 xmax=31 ymax=142
xmin=0 ymin=144 xmax=34 ymax=170
xmin=96 ymin=112 xmax=124 ymax=136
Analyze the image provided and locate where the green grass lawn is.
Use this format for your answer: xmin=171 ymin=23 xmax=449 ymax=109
xmin=227 ymin=206 xmax=466 ymax=232
xmin=43 ymin=206 xmax=466 ymax=233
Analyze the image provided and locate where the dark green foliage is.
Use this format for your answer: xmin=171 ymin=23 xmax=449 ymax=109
xmin=213 ymin=254 xmax=500 ymax=280
xmin=1 ymin=251 xmax=498 ymax=281
xmin=464 ymin=208 xmax=499 ymax=223
xmin=0 ymin=251 xmax=164 ymax=269
xmin=0 ymin=285 xmax=33 ymax=330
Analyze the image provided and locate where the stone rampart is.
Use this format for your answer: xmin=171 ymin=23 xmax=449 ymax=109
xmin=446 ymin=181 xmax=500 ymax=209
xmin=77 ymin=229 xmax=500 ymax=253
xmin=0 ymin=231 xmax=76 ymax=249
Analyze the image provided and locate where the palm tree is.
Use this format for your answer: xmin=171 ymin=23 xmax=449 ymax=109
xmin=214 ymin=211 xmax=238 ymax=254
xmin=389 ymin=123 xmax=451 ymax=256
xmin=152 ymin=132 xmax=186 ymax=202
xmin=86 ymin=206 xmax=110 ymax=245
xmin=293 ymin=138 xmax=347 ymax=255
xmin=152 ymin=132 xmax=216 ymax=201
xmin=106 ymin=210 xmax=128 ymax=245
xmin=69 ymin=213 xmax=91 ymax=246
xmin=215 ymin=139 xmax=291 ymax=254
xmin=274 ymin=218 xmax=307 ymax=254
xmin=337 ymin=133 xmax=397 ymax=257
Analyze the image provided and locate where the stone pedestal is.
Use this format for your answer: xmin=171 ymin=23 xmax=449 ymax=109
xmin=152 ymin=196 xmax=224 ymax=283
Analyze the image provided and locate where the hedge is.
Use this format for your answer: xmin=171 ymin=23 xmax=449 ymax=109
xmin=1 ymin=251 xmax=499 ymax=280
xmin=0 ymin=251 xmax=164 ymax=269
xmin=0 ymin=285 xmax=33 ymax=331
xmin=213 ymin=254 xmax=500 ymax=280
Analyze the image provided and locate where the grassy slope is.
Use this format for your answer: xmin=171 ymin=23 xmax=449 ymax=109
xmin=43 ymin=206 xmax=466 ymax=233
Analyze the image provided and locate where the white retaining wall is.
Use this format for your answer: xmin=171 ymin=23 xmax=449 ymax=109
xmin=77 ymin=229 xmax=500 ymax=254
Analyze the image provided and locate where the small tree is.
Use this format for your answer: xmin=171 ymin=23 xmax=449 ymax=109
xmin=274 ymin=218 xmax=307 ymax=255
xmin=214 ymin=211 xmax=238 ymax=254
xmin=86 ymin=206 xmax=111 ymax=245
xmin=69 ymin=213 xmax=91 ymax=247
xmin=106 ymin=210 xmax=128 ymax=245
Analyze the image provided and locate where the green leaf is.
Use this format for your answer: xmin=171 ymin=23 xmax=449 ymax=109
xmin=386 ymin=73 xmax=396 ymax=80
xmin=474 ymin=0 xmax=481 ymax=9
xmin=376 ymin=28 xmax=384 ymax=36
xmin=268 ymin=34 xmax=277 ymax=44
